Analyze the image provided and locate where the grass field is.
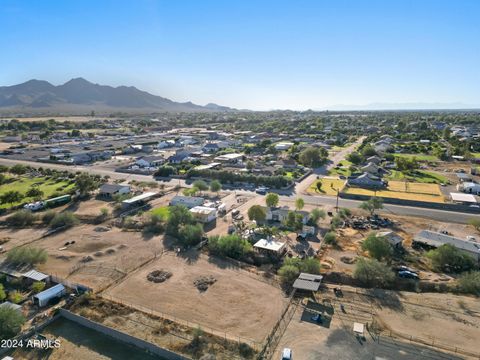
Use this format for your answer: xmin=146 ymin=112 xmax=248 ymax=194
xmin=344 ymin=180 xmax=445 ymax=203
xmin=472 ymin=153 xmax=480 ymax=159
xmin=328 ymin=160 xmax=352 ymax=177
xmin=308 ymin=178 xmax=346 ymax=195
xmin=393 ymin=153 xmax=439 ymax=162
xmin=0 ymin=176 xmax=75 ymax=209
xmin=150 ymin=206 xmax=170 ymax=219
xmin=386 ymin=170 xmax=449 ymax=184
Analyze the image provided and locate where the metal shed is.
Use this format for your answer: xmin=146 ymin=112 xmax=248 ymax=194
xmin=33 ymin=284 xmax=66 ymax=307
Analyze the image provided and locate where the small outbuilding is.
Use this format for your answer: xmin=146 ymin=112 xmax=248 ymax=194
xmin=190 ymin=206 xmax=217 ymax=223
xmin=254 ymin=238 xmax=286 ymax=255
xmin=0 ymin=301 xmax=22 ymax=313
xmin=99 ymin=184 xmax=131 ymax=198
xmin=293 ymin=273 xmax=323 ymax=292
xmin=169 ymin=195 xmax=204 ymax=209
xmin=121 ymin=192 xmax=157 ymax=209
xmin=33 ymin=284 xmax=66 ymax=307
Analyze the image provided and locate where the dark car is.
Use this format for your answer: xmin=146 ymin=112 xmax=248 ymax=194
xmin=398 ymin=270 xmax=419 ymax=280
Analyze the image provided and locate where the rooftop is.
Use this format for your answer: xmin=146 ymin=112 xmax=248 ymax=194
xmin=450 ymin=192 xmax=477 ymax=203
xmin=293 ymin=273 xmax=323 ymax=291
xmin=253 ymin=238 xmax=286 ymax=252
xmin=414 ymin=230 xmax=480 ymax=256
xmin=122 ymin=192 xmax=157 ymax=204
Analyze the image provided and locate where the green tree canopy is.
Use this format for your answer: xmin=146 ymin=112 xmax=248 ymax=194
xmin=248 ymin=205 xmax=267 ymax=223
xmin=298 ymin=147 xmax=328 ymax=167
xmin=208 ymin=234 xmax=252 ymax=259
xmin=353 ymin=258 xmax=395 ymax=287
xmin=427 ymin=244 xmax=475 ymax=273
xmin=361 ymin=232 xmax=392 ymax=261
xmin=209 ymin=180 xmax=222 ymax=193
xmin=295 ymin=198 xmax=305 ymax=211
xmin=359 ymin=197 xmax=383 ymax=216
xmin=265 ymin=193 xmax=279 ymax=208
xmin=0 ymin=306 xmax=26 ymax=340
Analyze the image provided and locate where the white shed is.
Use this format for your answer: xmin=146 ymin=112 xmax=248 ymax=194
xmin=33 ymin=284 xmax=66 ymax=307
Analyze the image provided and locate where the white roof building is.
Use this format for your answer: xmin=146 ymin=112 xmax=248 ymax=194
xmin=253 ymin=238 xmax=286 ymax=254
xmin=450 ymin=192 xmax=477 ymax=204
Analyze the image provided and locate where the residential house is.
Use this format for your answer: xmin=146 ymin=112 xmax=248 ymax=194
xmin=99 ymin=184 xmax=131 ymax=198
xmin=376 ymin=231 xmax=403 ymax=248
xmin=190 ymin=206 xmax=217 ymax=223
xmin=266 ymin=206 xmax=309 ymax=224
xmin=169 ymin=195 xmax=204 ymax=209
xmin=136 ymin=156 xmax=165 ymax=168
xmin=347 ymin=173 xmax=387 ymax=189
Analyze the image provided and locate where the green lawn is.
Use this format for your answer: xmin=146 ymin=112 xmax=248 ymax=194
xmin=471 ymin=153 xmax=480 ymax=159
xmin=393 ymin=153 xmax=439 ymax=162
xmin=328 ymin=160 xmax=352 ymax=177
xmin=386 ymin=170 xmax=448 ymax=184
xmin=0 ymin=176 xmax=75 ymax=209
xmin=150 ymin=206 xmax=170 ymax=219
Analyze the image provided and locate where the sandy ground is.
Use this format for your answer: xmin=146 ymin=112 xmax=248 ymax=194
xmin=35 ymin=224 xmax=163 ymax=290
xmin=104 ymin=252 xmax=288 ymax=342
xmin=315 ymin=285 xmax=480 ymax=357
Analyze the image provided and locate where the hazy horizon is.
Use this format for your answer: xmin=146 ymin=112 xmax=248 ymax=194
xmin=1 ymin=0 xmax=479 ymax=111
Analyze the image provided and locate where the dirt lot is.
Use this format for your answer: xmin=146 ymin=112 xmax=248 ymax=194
xmin=104 ymin=251 xmax=288 ymax=342
xmin=317 ymin=285 xmax=480 ymax=357
xmin=34 ymin=224 xmax=163 ymax=290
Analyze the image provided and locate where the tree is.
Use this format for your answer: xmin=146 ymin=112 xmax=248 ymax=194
xmin=279 ymin=257 xmax=321 ymax=285
xmin=361 ymin=144 xmax=377 ymax=158
xmin=427 ymin=244 xmax=475 ymax=273
xmin=457 ymin=271 xmax=480 ymax=295
xmin=75 ymin=173 xmax=98 ymax=197
xmin=283 ymin=211 xmax=303 ymax=232
xmin=359 ymin=197 xmax=383 ymax=216
xmin=154 ymin=166 xmax=176 ymax=177
xmin=209 ymin=180 xmax=222 ymax=194
xmin=278 ymin=265 xmax=300 ymax=286
xmin=353 ymin=258 xmax=395 ymax=287
xmin=26 ymin=187 xmax=44 ymax=199
xmin=9 ymin=164 xmax=27 ymax=175
xmin=347 ymin=152 xmax=363 ymax=165
xmin=208 ymin=234 xmax=252 ymax=259
xmin=192 ymin=180 xmax=208 ymax=193
xmin=246 ymin=161 xmax=255 ymax=171
xmin=316 ymin=180 xmax=322 ymax=192
xmin=166 ymin=205 xmax=196 ymax=238
xmin=265 ymin=193 xmax=279 ymax=208
xmin=247 ymin=205 xmax=266 ymax=223
xmin=361 ymin=232 xmax=392 ymax=260
xmin=0 ymin=190 xmax=23 ymax=206
xmin=0 ymin=306 xmax=25 ymax=340
xmin=309 ymin=208 xmax=326 ymax=224
xmin=330 ymin=214 xmax=344 ymax=229
xmin=295 ymin=198 xmax=304 ymax=211
xmin=298 ymin=147 xmax=328 ymax=167
xmin=178 ymin=223 xmax=204 ymax=246
xmin=324 ymin=231 xmax=336 ymax=245
xmin=469 ymin=218 xmax=480 ymax=232
xmin=31 ymin=281 xmax=46 ymax=294
xmin=338 ymin=208 xmax=351 ymax=219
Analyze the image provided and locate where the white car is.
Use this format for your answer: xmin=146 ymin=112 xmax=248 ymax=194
xmin=23 ymin=201 xmax=45 ymax=211
xmin=281 ymin=348 xmax=292 ymax=360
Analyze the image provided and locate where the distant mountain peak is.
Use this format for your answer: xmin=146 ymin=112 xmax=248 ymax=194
xmin=0 ymin=78 xmax=233 ymax=114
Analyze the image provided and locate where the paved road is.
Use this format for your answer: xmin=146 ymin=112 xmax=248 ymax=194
xmin=1 ymin=154 xmax=478 ymax=224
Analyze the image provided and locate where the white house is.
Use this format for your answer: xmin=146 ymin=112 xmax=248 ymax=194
xmin=266 ymin=206 xmax=309 ymax=224
xmin=136 ymin=156 xmax=164 ymax=168
xmin=253 ymin=238 xmax=286 ymax=255
xmin=99 ymin=184 xmax=131 ymax=198
xmin=169 ymin=195 xmax=204 ymax=209
xmin=190 ymin=206 xmax=217 ymax=223
xmin=274 ymin=142 xmax=294 ymax=151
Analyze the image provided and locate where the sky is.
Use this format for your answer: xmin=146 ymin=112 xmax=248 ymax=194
xmin=1 ymin=0 xmax=479 ymax=110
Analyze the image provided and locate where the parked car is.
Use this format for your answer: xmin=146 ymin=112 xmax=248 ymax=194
xmin=255 ymin=187 xmax=269 ymax=195
xmin=398 ymin=270 xmax=419 ymax=280
xmin=396 ymin=265 xmax=417 ymax=274
xmin=281 ymin=348 xmax=293 ymax=360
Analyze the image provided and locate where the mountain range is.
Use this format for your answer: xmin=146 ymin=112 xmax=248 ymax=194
xmin=0 ymin=78 xmax=233 ymax=114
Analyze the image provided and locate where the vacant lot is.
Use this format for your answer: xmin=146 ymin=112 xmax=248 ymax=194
xmin=35 ymin=225 xmax=163 ymax=290
xmin=344 ymin=181 xmax=445 ymax=203
xmin=386 ymin=170 xmax=449 ymax=184
xmin=104 ymin=252 xmax=287 ymax=342
xmin=394 ymin=153 xmax=439 ymax=162
xmin=308 ymin=178 xmax=346 ymax=195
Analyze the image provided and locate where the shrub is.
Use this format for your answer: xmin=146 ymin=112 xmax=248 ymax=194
xmin=278 ymin=265 xmax=300 ymax=285
xmin=166 ymin=205 xmax=196 ymax=238
xmin=0 ymin=306 xmax=26 ymax=340
xmin=208 ymin=234 xmax=252 ymax=259
xmin=143 ymin=213 xmax=165 ymax=235
xmin=279 ymin=257 xmax=321 ymax=285
xmin=0 ymin=284 xmax=6 ymax=301
xmin=8 ymin=290 xmax=22 ymax=304
xmin=324 ymin=231 xmax=337 ymax=245
xmin=49 ymin=212 xmax=78 ymax=229
xmin=7 ymin=210 xmax=36 ymax=228
xmin=457 ymin=271 xmax=480 ymax=295
xmin=247 ymin=205 xmax=267 ymax=223
xmin=6 ymin=247 xmax=48 ymax=265
xmin=31 ymin=281 xmax=46 ymax=294
xmin=353 ymin=258 xmax=395 ymax=287
xmin=41 ymin=210 xmax=56 ymax=225
xmin=309 ymin=208 xmax=326 ymax=224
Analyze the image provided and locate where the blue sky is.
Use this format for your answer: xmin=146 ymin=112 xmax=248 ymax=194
xmin=1 ymin=0 xmax=479 ymax=110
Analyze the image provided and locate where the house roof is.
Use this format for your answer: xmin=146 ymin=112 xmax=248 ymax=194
xmin=414 ymin=230 xmax=480 ymax=256
xmin=190 ymin=206 xmax=216 ymax=215
xmin=22 ymin=269 xmax=49 ymax=281
xmin=122 ymin=192 xmax=157 ymax=204
xmin=99 ymin=183 xmax=130 ymax=193
xmin=254 ymin=238 xmax=286 ymax=252
xmin=0 ymin=301 xmax=22 ymax=312
xmin=138 ymin=155 xmax=164 ymax=163
xmin=34 ymin=284 xmax=66 ymax=302
xmin=450 ymin=192 xmax=477 ymax=203
xmin=293 ymin=273 xmax=323 ymax=291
